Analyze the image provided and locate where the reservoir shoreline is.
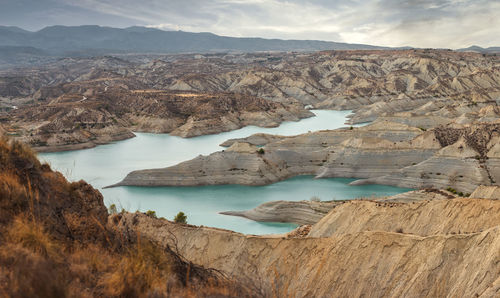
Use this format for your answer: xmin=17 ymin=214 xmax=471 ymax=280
xmin=39 ymin=110 xmax=412 ymax=234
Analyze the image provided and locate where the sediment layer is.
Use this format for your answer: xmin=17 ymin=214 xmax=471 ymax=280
xmin=115 ymin=121 xmax=500 ymax=192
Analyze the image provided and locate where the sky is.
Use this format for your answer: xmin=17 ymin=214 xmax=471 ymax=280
xmin=0 ymin=0 xmax=499 ymax=48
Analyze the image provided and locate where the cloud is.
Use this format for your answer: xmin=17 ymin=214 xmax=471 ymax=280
xmin=0 ymin=0 xmax=140 ymax=30
xmin=371 ymin=0 xmax=500 ymax=48
xmin=1 ymin=0 xmax=499 ymax=48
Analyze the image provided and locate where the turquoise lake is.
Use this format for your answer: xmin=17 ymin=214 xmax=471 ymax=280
xmin=39 ymin=110 xmax=411 ymax=235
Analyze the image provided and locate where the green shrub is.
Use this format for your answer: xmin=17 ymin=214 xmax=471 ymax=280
xmin=446 ymin=187 xmax=457 ymax=194
xmin=145 ymin=210 xmax=157 ymax=218
xmin=109 ymin=204 xmax=118 ymax=215
xmin=174 ymin=212 xmax=187 ymax=224
xmin=256 ymin=148 xmax=265 ymax=155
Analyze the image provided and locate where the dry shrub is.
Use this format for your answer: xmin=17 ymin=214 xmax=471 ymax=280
xmin=7 ymin=215 xmax=60 ymax=260
xmin=0 ymin=215 xmax=67 ymax=297
xmin=62 ymin=211 xmax=110 ymax=245
xmin=0 ymin=172 xmax=28 ymax=223
xmin=99 ymin=239 xmax=174 ymax=297
xmin=8 ymin=139 xmax=39 ymax=164
xmin=67 ymin=244 xmax=117 ymax=294
xmin=0 ymin=137 xmax=41 ymax=178
xmin=0 ymin=217 xmax=249 ymax=297
xmin=0 ymin=244 xmax=68 ymax=298
xmin=0 ymin=138 xmax=41 ymax=226
xmin=0 ymin=172 xmax=26 ymax=200
xmin=97 ymin=239 xmax=248 ymax=297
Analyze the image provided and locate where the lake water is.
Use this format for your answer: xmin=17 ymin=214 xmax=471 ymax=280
xmin=39 ymin=110 xmax=411 ymax=235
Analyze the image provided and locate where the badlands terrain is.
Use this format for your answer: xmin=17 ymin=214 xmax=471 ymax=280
xmin=83 ymin=49 xmax=500 ymax=194
xmin=1 ymin=49 xmax=499 ymax=152
xmin=1 ymin=48 xmax=500 ymax=296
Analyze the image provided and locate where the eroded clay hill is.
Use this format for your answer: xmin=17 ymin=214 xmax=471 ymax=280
xmin=166 ymin=50 xmax=500 ymax=111
xmin=114 ymin=120 xmax=500 ymax=193
xmin=112 ymin=191 xmax=500 ymax=297
xmin=1 ymin=50 xmax=499 ymax=151
xmin=6 ymin=87 xmax=310 ymax=151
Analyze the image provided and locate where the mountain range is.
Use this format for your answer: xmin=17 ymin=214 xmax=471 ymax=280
xmin=0 ymin=25 xmax=389 ymax=55
xmin=0 ymin=25 xmax=497 ymax=68
xmin=457 ymin=45 xmax=500 ymax=54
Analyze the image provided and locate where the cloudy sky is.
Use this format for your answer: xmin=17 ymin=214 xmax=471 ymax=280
xmin=1 ymin=0 xmax=499 ymax=48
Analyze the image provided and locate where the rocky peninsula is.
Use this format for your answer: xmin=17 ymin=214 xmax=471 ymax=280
xmin=220 ymin=188 xmax=456 ymax=225
xmin=112 ymin=119 xmax=500 ymax=193
xmin=220 ymin=199 xmax=345 ymax=225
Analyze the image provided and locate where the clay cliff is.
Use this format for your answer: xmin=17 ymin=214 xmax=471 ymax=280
xmin=112 ymin=191 xmax=500 ymax=297
xmin=353 ymin=122 xmax=500 ymax=192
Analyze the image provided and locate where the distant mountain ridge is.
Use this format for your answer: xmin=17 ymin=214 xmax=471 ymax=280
xmin=457 ymin=45 xmax=500 ymax=54
xmin=0 ymin=25 xmax=497 ymax=69
xmin=0 ymin=25 xmax=390 ymax=56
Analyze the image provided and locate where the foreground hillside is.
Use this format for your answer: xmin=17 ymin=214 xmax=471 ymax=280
xmin=0 ymin=137 xmax=248 ymax=297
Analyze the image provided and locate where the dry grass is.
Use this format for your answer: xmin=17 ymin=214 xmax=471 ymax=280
xmin=0 ymin=172 xmax=28 ymax=216
xmin=0 ymin=244 xmax=68 ymax=298
xmin=7 ymin=216 xmax=60 ymax=259
xmin=0 ymin=216 xmax=67 ymax=298
xmin=0 ymin=137 xmax=40 ymax=170
xmin=100 ymin=240 xmax=172 ymax=297
xmin=1 ymin=214 xmax=248 ymax=297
